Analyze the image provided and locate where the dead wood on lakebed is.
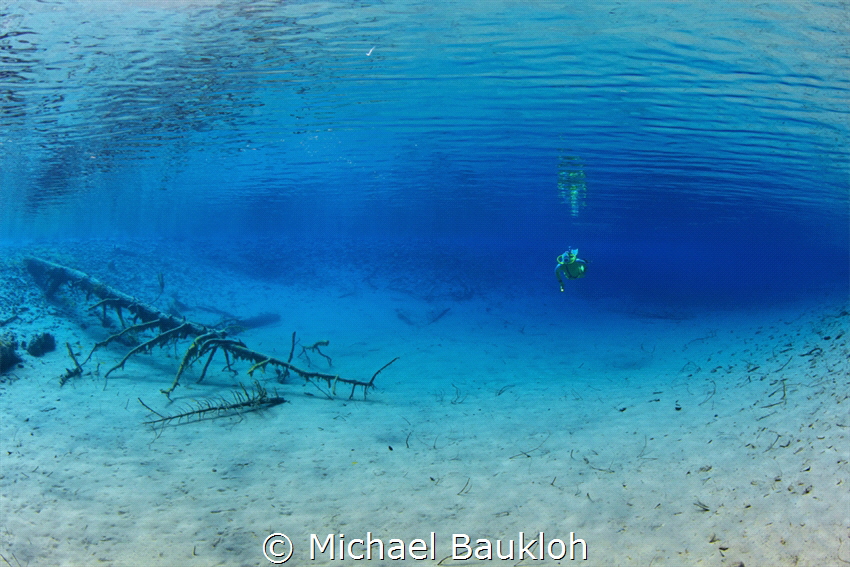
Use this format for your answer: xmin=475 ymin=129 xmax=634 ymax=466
xmin=25 ymin=257 xmax=397 ymax=401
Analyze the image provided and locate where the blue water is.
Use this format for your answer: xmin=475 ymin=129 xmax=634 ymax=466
xmin=2 ymin=1 xmax=847 ymax=311
xmin=2 ymin=1 xmax=848 ymax=285
xmin=1 ymin=3 xmax=849 ymax=565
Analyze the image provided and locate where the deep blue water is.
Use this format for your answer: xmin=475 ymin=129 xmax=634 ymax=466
xmin=1 ymin=0 xmax=848 ymax=308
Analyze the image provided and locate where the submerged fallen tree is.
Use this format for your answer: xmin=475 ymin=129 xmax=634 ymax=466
xmin=25 ymin=257 xmax=396 ymax=400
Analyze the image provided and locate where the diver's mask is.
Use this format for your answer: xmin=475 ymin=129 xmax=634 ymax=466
xmin=558 ymin=248 xmax=579 ymax=264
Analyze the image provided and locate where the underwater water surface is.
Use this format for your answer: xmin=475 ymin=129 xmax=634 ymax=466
xmin=2 ymin=1 xmax=848 ymax=279
xmin=1 ymin=1 xmax=849 ymax=566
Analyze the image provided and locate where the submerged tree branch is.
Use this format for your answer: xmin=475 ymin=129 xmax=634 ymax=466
xmin=25 ymin=257 xmax=396 ymax=400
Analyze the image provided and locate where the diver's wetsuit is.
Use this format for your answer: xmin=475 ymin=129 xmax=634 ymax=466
xmin=555 ymin=257 xmax=587 ymax=290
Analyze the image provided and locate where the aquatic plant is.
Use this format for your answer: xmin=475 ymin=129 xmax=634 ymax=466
xmin=0 ymin=334 xmax=22 ymax=373
xmin=138 ymin=380 xmax=286 ymax=428
xmin=26 ymin=332 xmax=56 ymax=357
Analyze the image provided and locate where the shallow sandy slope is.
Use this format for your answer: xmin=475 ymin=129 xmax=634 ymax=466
xmin=1 ymin=241 xmax=847 ymax=567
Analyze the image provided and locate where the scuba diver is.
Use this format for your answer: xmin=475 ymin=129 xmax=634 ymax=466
xmin=555 ymin=247 xmax=587 ymax=291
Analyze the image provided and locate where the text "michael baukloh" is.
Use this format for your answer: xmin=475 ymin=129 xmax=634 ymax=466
xmin=309 ymin=532 xmax=588 ymax=561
